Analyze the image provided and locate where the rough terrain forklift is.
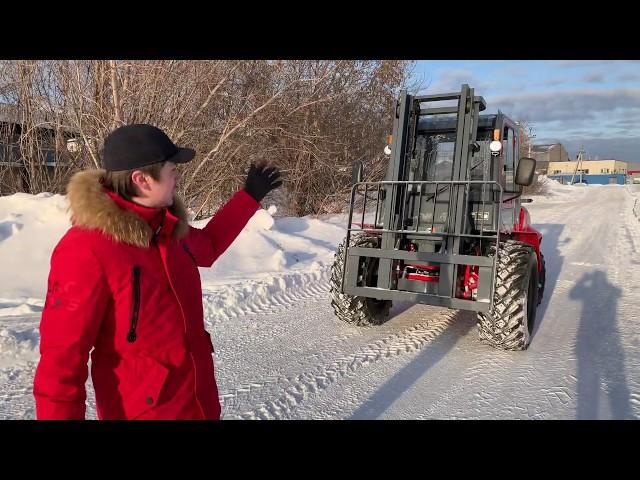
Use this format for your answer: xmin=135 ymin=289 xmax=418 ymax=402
xmin=330 ymin=84 xmax=545 ymax=350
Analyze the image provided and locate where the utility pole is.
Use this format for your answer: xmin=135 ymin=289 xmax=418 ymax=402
xmin=570 ymin=146 xmax=586 ymax=185
xmin=527 ymin=126 xmax=536 ymax=157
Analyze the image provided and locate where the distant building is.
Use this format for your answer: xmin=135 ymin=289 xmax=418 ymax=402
xmin=529 ymin=143 xmax=569 ymax=175
xmin=547 ymin=159 xmax=628 ymax=185
xmin=628 ymin=170 xmax=640 ymax=184
xmin=0 ymin=103 xmax=80 ymax=195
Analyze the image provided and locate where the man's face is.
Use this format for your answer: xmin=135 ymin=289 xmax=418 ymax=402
xmin=134 ymin=161 xmax=180 ymax=208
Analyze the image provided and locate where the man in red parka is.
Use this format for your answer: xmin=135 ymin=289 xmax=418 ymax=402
xmin=33 ymin=124 xmax=281 ymax=420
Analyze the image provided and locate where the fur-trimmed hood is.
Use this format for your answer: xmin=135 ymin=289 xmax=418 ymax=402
xmin=66 ymin=169 xmax=189 ymax=248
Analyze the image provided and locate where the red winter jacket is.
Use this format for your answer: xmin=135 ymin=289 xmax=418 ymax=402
xmin=33 ymin=170 xmax=259 ymax=420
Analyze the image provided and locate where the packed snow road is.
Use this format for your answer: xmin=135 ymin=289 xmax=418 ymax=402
xmin=1 ymin=184 xmax=639 ymax=419
xmin=201 ymin=184 xmax=640 ymax=420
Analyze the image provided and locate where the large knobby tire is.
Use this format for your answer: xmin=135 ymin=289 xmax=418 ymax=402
xmin=477 ymin=240 xmax=539 ymax=351
xmin=538 ymin=252 xmax=546 ymax=305
xmin=329 ymin=233 xmax=392 ymax=326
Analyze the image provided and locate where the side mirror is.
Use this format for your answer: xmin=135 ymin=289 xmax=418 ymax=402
xmin=352 ymin=161 xmax=363 ymax=184
xmin=515 ymin=157 xmax=536 ymax=186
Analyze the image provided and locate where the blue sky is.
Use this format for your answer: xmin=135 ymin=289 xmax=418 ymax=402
xmin=410 ymin=60 xmax=640 ymax=164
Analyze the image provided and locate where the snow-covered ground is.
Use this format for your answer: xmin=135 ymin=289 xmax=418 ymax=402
xmin=1 ymin=179 xmax=639 ymax=419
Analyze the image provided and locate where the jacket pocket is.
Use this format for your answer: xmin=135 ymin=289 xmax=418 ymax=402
xmin=120 ymin=354 xmax=170 ymax=420
xmin=126 ymin=266 xmax=141 ymax=343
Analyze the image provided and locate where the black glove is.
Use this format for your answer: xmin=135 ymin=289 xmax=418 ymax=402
xmin=244 ymin=163 xmax=283 ymax=203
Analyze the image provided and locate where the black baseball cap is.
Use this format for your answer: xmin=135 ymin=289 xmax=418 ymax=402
xmin=102 ymin=124 xmax=195 ymax=172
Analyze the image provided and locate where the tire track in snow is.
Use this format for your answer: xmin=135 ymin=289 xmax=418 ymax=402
xmin=223 ymin=309 xmax=462 ymax=420
xmin=202 ymin=266 xmax=331 ymax=327
xmin=0 ymin=267 xmax=337 ymax=419
xmin=613 ymin=188 xmax=640 ymax=418
xmin=413 ymin=346 xmax=580 ymax=419
xmin=0 ymin=366 xmax=36 ymax=419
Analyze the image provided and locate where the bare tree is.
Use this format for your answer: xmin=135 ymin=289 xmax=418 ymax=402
xmin=265 ymin=60 xmax=413 ymax=216
xmin=516 ymin=120 xmax=548 ymax=196
xmin=0 ymin=60 xmax=415 ymax=216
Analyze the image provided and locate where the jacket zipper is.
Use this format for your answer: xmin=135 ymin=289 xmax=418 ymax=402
xmin=182 ymin=243 xmax=197 ymax=266
xmin=127 ymin=266 xmax=141 ymax=343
